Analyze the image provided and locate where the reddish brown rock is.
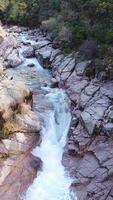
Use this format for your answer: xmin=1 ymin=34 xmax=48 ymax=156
xmin=49 ymin=36 xmax=113 ymax=199
xmin=0 ymin=151 xmax=41 ymax=200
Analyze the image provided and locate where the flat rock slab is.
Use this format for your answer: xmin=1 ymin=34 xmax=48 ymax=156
xmin=0 ymin=153 xmax=41 ymax=200
xmin=0 ymin=130 xmax=41 ymax=200
xmin=63 ymin=135 xmax=113 ymax=200
xmin=33 ymin=40 xmax=51 ymax=49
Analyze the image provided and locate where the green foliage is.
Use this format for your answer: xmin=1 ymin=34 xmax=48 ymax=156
xmin=0 ymin=0 xmax=40 ymax=26
xmin=1 ymin=0 xmax=113 ymax=52
xmin=52 ymin=0 xmax=61 ymax=11
xmin=70 ymin=24 xmax=87 ymax=46
xmin=91 ymin=27 xmax=113 ymax=43
xmin=38 ymin=0 xmax=61 ymax=22
xmin=0 ymin=0 xmax=8 ymax=11
xmin=6 ymin=1 xmax=27 ymax=24
xmin=42 ymin=17 xmax=63 ymax=39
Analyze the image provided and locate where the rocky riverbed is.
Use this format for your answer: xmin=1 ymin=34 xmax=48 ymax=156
xmin=1 ymin=25 xmax=113 ymax=200
xmin=22 ymin=27 xmax=113 ymax=200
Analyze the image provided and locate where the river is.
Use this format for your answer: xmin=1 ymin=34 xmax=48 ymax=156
xmin=6 ymin=31 xmax=76 ymax=200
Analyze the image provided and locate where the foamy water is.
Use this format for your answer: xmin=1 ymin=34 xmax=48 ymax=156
xmin=24 ymin=88 xmax=74 ymax=200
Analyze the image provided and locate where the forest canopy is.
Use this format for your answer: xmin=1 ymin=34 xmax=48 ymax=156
xmin=0 ymin=0 xmax=113 ymax=51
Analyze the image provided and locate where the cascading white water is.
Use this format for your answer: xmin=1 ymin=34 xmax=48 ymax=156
xmin=24 ymin=87 xmax=73 ymax=200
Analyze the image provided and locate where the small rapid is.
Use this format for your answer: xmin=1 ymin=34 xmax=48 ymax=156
xmin=25 ymin=87 xmax=72 ymax=200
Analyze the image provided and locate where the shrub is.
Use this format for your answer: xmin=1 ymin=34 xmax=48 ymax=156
xmin=70 ymin=24 xmax=87 ymax=46
xmin=58 ymin=26 xmax=72 ymax=43
xmin=0 ymin=0 xmax=40 ymax=26
xmin=52 ymin=0 xmax=61 ymax=11
xmin=91 ymin=27 xmax=113 ymax=43
xmin=42 ymin=17 xmax=63 ymax=39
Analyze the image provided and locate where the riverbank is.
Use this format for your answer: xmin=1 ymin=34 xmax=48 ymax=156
xmin=0 ymin=26 xmax=42 ymax=200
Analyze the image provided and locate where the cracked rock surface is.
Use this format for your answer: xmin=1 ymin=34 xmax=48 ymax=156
xmin=28 ymin=28 xmax=113 ymax=199
xmin=54 ymin=56 xmax=113 ymax=199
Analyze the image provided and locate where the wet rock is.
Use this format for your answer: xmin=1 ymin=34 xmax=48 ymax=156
xmin=68 ymin=143 xmax=78 ymax=156
xmin=51 ymin=78 xmax=59 ymax=88
xmin=8 ymin=26 xmax=23 ymax=33
xmin=27 ymin=63 xmax=35 ymax=68
xmin=35 ymin=46 xmax=53 ymax=68
xmin=35 ymin=52 xmax=43 ymax=66
xmin=22 ymin=46 xmax=34 ymax=58
xmin=6 ymin=49 xmax=23 ymax=67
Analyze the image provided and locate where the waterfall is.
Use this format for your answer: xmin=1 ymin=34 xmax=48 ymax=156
xmin=24 ymin=88 xmax=73 ymax=200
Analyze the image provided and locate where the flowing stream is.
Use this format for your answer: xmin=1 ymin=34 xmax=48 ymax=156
xmin=25 ymin=87 xmax=72 ymax=200
xmin=6 ymin=31 xmax=75 ymax=200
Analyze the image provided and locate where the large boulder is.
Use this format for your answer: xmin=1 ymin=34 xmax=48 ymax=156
xmin=0 ymin=35 xmax=17 ymax=59
xmin=22 ymin=46 xmax=35 ymax=58
xmin=35 ymin=53 xmax=43 ymax=66
xmin=0 ymin=33 xmax=23 ymax=67
xmin=35 ymin=46 xmax=53 ymax=68
xmin=6 ymin=49 xmax=23 ymax=68
xmin=0 ymin=78 xmax=40 ymax=138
